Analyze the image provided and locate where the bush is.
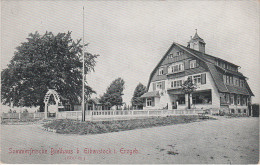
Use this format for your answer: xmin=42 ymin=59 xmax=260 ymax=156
xmin=43 ymin=115 xmax=209 ymax=135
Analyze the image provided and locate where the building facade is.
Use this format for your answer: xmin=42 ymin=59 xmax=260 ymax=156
xmin=141 ymin=31 xmax=254 ymax=114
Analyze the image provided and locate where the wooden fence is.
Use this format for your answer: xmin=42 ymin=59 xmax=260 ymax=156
xmin=1 ymin=109 xmax=219 ymax=121
xmin=1 ymin=112 xmax=45 ymax=120
xmin=56 ymin=109 xmax=216 ymax=120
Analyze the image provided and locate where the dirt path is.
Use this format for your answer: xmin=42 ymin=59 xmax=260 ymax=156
xmin=1 ymin=117 xmax=259 ymax=164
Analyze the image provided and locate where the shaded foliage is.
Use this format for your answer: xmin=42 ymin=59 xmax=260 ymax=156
xmin=181 ymin=77 xmax=197 ymax=109
xmin=1 ymin=31 xmax=98 ymax=109
xmin=100 ymin=78 xmax=125 ymax=109
xmin=131 ymin=83 xmax=146 ymax=109
xmin=42 ymin=115 xmax=207 ymax=135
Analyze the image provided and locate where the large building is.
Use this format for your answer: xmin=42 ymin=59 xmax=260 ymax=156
xmin=141 ymin=31 xmax=254 ymax=113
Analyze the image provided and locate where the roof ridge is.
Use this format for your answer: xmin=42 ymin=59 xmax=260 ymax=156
xmin=178 ymin=43 xmax=240 ymax=67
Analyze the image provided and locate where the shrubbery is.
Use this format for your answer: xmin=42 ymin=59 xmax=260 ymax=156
xmin=43 ymin=115 xmax=209 ymax=135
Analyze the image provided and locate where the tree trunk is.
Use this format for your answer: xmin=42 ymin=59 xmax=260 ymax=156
xmin=188 ymin=93 xmax=191 ymax=109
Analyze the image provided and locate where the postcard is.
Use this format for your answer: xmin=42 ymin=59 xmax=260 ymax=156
xmin=1 ymin=0 xmax=259 ymax=164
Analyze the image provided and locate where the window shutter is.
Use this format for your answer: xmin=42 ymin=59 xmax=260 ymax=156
xmin=164 ymin=66 xmax=168 ymax=74
xmin=196 ymin=60 xmax=199 ymax=67
xmin=151 ymin=97 xmax=155 ymax=106
xmin=201 ymin=73 xmax=206 ymax=84
xmin=185 ymin=60 xmax=190 ymax=70
xmin=143 ymin=98 xmax=146 ymax=107
xmin=153 ymin=83 xmax=156 ymax=91
xmin=162 ymin=81 xmax=165 ymax=90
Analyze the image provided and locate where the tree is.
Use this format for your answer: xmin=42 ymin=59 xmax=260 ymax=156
xmin=100 ymin=78 xmax=125 ymax=110
xmin=131 ymin=83 xmax=146 ymax=110
xmin=181 ymin=77 xmax=197 ymax=109
xmin=1 ymin=31 xmax=98 ymax=111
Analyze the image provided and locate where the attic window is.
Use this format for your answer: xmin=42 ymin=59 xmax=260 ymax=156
xmin=176 ymin=51 xmax=184 ymax=56
xmin=158 ymin=67 xmax=164 ymax=75
xmin=168 ymin=54 xmax=174 ymax=58
xmin=190 ymin=60 xmax=197 ymax=68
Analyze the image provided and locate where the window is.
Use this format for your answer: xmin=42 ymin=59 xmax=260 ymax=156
xmin=170 ymin=80 xmax=183 ymax=88
xmin=192 ymin=91 xmax=212 ymax=104
xmin=168 ymin=63 xmax=184 ymax=73
xmin=244 ymin=109 xmax=247 ymax=113
xmin=176 ymin=51 xmax=184 ymax=56
xmin=175 ymin=80 xmax=182 ymax=88
xmin=234 ymin=77 xmax=239 ymax=86
xmin=147 ymin=98 xmax=152 ymax=106
xmin=158 ymin=68 xmax=164 ymax=75
xmin=230 ymin=76 xmax=233 ymax=85
xmin=237 ymin=95 xmax=240 ymax=105
xmin=231 ymin=109 xmax=235 ymax=113
xmin=240 ymin=80 xmax=244 ymax=87
xmin=193 ymin=75 xmax=201 ymax=84
xmin=225 ymin=93 xmax=230 ymax=103
xmin=227 ymin=76 xmax=230 ymax=84
xmin=238 ymin=109 xmax=241 ymax=113
xmin=168 ymin=54 xmax=174 ymax=58
xmin=156 ymin=82 xmax=162 ymax=90
xmin=223 ymin=63 xmax=226 ymax=69
xmin=190 ymin=60 xmax=197 ymax=68
xmin=241 ymin=96 xmax=246 ymax=105
xmin=230 ymin=94 xmax=234 ymax=104
xmin=223 ymin=75 xmax=226 ymax=83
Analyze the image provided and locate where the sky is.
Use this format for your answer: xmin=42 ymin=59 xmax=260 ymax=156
xmin=1 ymin=1 xmax=259 ymax=106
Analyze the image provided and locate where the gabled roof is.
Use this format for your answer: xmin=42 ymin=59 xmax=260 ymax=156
xmin=206 ymin=63 xmax=228 ymax=92
xmin=141 ymin=91 xmax=160 ymax=98
xmin=146 ymin=42 xmax=254 ymax=96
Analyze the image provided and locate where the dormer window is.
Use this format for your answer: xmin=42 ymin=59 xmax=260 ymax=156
xmin=158 ymin=67 xmax=164 ymax=75
xmin=190 ymin=60 xmax=197 ymax=68
xmin=168 ymin=62 xmax=184 ymax=74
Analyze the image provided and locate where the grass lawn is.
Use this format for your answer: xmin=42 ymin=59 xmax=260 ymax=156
xmin=43 ymin=115 xmax=215 ymax=135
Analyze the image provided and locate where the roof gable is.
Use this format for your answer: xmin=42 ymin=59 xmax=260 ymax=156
xmin=146 ymin=42 xmax=253 ymax=96
xmin=147 ymin=42 xmax=211 ymax=91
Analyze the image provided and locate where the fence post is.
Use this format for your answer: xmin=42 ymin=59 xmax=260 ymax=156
xmin=19 ymin=112 xmax=21 ymax=119
xmin=147 ymin=110 xmax=150 ymax=116
xmin=33 ymin=112 xmax=36 ymax=119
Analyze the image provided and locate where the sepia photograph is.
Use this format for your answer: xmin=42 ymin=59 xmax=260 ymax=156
xmin=1 ymin=0 xmax=259 ymax=164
